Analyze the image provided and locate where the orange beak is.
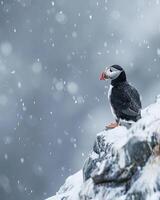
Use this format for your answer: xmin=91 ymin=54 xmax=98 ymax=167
xmin=99 ymin=72 xmax=108 ymax=80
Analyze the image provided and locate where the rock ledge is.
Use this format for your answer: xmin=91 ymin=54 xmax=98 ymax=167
xmin=47 ymin=96 xmax=160 ymax=200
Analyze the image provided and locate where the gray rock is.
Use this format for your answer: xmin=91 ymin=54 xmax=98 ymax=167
xmin=47 ymin=98 xmax=160 ymax=200
xmin=83 ymin=157 xmax=99 ymax=181
xmin=123 ymin=137 xmax=152 ymax=167
xmin=83 ymin=134 xmax=115 ymax=182
xmin=83 ymin=135 xmax=152 ymax=192
xmin=126 ymin=192 xmax=146 ymax=200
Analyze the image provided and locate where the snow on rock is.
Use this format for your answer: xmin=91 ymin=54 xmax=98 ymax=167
xmin=46 ymin=96 xmax=160 ymax=200
xmin=47 ymin=171 xmax=83 ymax=200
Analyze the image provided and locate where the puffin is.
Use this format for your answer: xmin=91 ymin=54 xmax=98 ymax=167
xmin=100 ymin=65 xmax=142 ymax=128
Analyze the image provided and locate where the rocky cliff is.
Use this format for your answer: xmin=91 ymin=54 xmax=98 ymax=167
xmin=46 ymin=96 xmax=160 ymax=200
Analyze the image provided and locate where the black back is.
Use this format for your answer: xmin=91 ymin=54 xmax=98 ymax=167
xmin=110 ymin=81 xmax=142 ymax=122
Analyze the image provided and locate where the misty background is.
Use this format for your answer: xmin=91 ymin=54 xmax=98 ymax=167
xmin=0 ymin=0 xmax=160 ymax=199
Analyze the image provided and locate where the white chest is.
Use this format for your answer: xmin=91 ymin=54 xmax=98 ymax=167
xmin=108 ymin=85 xmax=113 ymax=100
xmin=108 ymin=85 xmax=117 ymax=119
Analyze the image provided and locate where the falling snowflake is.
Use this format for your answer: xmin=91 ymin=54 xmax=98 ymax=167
xmin=157 ymin=48 xmax=160 ymax=56
xmin=0 ymin=42 xmax=12 ymax=56
xmin=55 ymin=11 xmax=67 ymax=24
xmin=67 ymin=82 xmax=78 ymax=94
xmin=32 ymin=62 xmax=42 ymax=74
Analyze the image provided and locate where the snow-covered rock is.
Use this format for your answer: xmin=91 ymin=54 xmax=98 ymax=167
xmin=46 ymin=96 xmax=160 ymax=200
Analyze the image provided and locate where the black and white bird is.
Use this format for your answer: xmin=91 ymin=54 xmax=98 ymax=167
xmin=100 ymin=65 xmax=142 ymax=128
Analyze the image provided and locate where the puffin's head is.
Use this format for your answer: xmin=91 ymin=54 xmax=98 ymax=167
xmin=100 ymin=65 xmax=126 ymax=81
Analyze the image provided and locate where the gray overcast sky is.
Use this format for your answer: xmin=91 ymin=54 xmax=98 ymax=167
xmin=0 ymin=0 xmax=160 ymax=199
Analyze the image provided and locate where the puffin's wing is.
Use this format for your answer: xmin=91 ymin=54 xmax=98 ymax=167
xmin=111 ymin=83 xmax=141 ymax=119
xmin=130 ymin=85 xmax=142 ymax=109
xmin=122 ymin=85 xmax=141 ymax=119
xmin=121 ymin=107 xmax=140 ymax=116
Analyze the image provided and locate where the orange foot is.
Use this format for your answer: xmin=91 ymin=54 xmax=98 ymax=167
xmin=105 ymin=122 xmax=119 ymax=129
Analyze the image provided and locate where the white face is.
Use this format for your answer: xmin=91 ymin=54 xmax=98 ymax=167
xmin=105 ymin=66 xmax=122 ymax=80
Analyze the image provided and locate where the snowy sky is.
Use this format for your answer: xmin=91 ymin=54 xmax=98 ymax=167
xmin=0 ymin=0 xmax=160 ymax=199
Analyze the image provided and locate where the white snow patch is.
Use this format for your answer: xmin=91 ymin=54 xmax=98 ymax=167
xmin=129 ymin=156 xmax=160 ymax=197
xmin=98 ymin=126 xmax=128 ymax=150
xmin=118 ymin=149 xmax=126 ymax=169
xmin=46 ymin=171 xmax=83 ymax=200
